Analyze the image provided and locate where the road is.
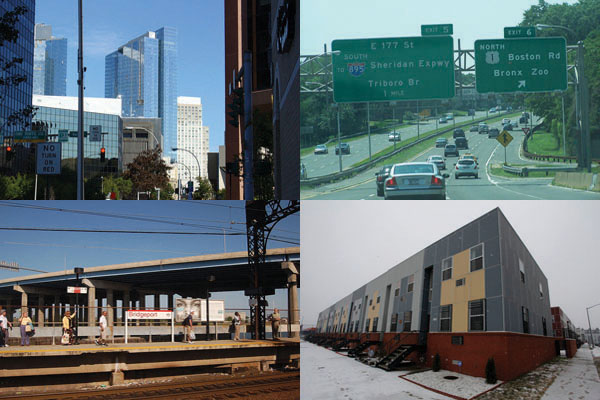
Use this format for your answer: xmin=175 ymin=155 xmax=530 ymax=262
xmin=302 ymin=111 xmax=488 ymax=178
xmin=302 ymin=118 xmax=600 ymax=200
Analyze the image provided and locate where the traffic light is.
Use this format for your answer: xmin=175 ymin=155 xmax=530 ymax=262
xmin=5 ymin=146 xmax=14 ymax=161
xmin=227 ymin=67 xmax=244 ymax=128
xmin=100 ymin=147 xmax=106 ymax=162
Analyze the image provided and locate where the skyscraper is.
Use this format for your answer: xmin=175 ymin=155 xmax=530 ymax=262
xmin=33 ymin=23 xmax=67 ymax=96
xmin=177 ymin=96 xmax=209 ymax=184
xmin=105 ymin=27 xmax=177 ymax=159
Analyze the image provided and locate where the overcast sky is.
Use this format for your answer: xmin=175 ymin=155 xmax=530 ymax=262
xmin=301 ymin=201 xmax=599 ymax=330
xmin=301 ymin=0 xmax=578 ymax=55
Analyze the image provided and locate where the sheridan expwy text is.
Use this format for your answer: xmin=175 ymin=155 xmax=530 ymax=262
xmin=369 ymin=60 xmax=450 ymax=70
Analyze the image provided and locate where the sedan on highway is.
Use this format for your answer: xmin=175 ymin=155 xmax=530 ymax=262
xmin=454 ymin=159 xmax=478 ymax=179
xmin=426 ymin=155 xmax=446 ymax=170
xmin=335 ymin=143 xmax=350 ymax=155
xmin=502 ymin=118 xmax=511 ymax=125
xmin=469 ymin=125 xmax=479 ymax=132
xmin=384 ymin=162 xmax=448 ymax=200
xmin=455 ymin=137 xmax=468 ymax=150
xmin=503 ymin=123 xmax=513 ymax=131
xmin=478 ymin=123 xmax=489 ymax=134
xmin=439 ymin=117 xmax=447 ymax=124
xmin=314 ymin=144 xmax=328 ymax=155
xmin=453 ymin=128 xmax=465 ymax=139
xmin=375 ymin=164 xmax=393 ymax=197
xmin=435 ymin=138 xmax=448 ymax=148
xmin=444 ymin=143 xmax=459 ymax=157
xmin=388 ymin=132 xmax=401 ymax=142
xmin=488 ymin=128 xmax=500 ymax=138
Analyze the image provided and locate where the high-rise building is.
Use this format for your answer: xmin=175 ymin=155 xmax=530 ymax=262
xmin=0 ymin=0 xmax=35 ymax=146
xmin=105 ymin=27 xmax=177 ymax=159
xmin=33 ymin=23 xmax=67 ymax=96
xmin=177 ymin=96 xmax=209 ymax=184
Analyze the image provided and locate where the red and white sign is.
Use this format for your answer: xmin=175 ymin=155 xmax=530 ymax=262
xmin=67 ymin=286 xmax=88 ymax=294
xmin=126 ymin=310 xmax=173 ymax=320
xmin=522 ymin=127 xmax=530 ymax=135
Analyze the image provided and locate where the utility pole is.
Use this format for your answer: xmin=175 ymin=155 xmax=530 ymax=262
xmin=243 ymin=51 xmax=254 ymax=200
xmin=76 ymin=0 xmax=85 ymax=199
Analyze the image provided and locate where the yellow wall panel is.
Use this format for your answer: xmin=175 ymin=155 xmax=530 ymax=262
xmin=468 ymin=269 xmax=486 ymax=301
xmin=440 ymin=279 xmax=454 ymax=305
xmin=367 ymin=290 xmax=380 ymax=330
xmin=454 ymin=249 xmax=470 ymax=277
xmin=452 ymin=301 xmax=468 ymax=332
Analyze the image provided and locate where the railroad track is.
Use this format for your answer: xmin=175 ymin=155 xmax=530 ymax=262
xmin=0 ymin=372 xmax=300 ymax=400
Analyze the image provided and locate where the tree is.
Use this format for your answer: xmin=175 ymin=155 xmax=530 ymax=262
xmin=123 ymin=148 xmax=171 ymax=198
xmin=102 ymin=175 xmax=133 ymax=200
xmin=193 ymin=177 xmax=215 ymax=200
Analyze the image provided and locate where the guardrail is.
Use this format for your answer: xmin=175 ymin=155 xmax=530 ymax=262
xmin=301 ymin=112 xmax=515 ymax=186
xmin=502 ymin=164 xmax=579 ymax=177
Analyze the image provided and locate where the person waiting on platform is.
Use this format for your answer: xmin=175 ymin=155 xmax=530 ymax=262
xmin=233 ymin=312 xmax=241 ymax=341
xmin=62 ymin=310 xmax=76 ymax=345
xmin=0 ymin=310 xmax=12 ymax=347
xmin=183 ymin=311 xmax=194 ymax=343
xmin=18 ymin=310 xmax=33 ymax=346
xmin=269 ymin=308 xmax=281 ymax=340
xmin=95 ymin=310 xmax=108 ymax=346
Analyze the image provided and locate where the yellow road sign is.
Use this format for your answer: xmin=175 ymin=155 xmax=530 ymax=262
xmin=497 ymin=130 xmax=514 ymax=147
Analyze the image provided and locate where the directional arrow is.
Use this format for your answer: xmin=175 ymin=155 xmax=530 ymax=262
xmin=518 ymin=80 xmax=526 ymax=88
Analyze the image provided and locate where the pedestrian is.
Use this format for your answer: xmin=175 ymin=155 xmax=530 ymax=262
xmin=183 ymin=311 xmax=194 ymax=343
xmin=18 ymin=310 xmax=33 ymax=346
xmin=95 ymin=311 xmax=108 ymax=346
xmin=62 ymin=310 xmax=76 ymax=345
xmin=233 ymin=312 xmax=241 ymax=341
xmin=0 ymin=310 xmax=11 ymax=347
xmin=270 ymin=308 xmax=281 ymax=340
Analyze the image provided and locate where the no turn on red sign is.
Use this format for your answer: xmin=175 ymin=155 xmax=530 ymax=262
xmin=36 ymin=142 xmax=61 ymax=175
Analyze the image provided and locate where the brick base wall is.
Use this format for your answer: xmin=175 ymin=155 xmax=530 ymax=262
xmin=565 ymin=338 xmax=577 ymax=358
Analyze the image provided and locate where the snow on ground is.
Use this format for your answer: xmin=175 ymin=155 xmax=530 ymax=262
xmin=541 ymin=344 xmax=600 ymax=400
xmin=404 ymin=370 xmax=501 ymax=399
xmin=300 ymin=341 xmax=451 ymax=400
xmin=591 ymin=345 xmax=600 ymax=359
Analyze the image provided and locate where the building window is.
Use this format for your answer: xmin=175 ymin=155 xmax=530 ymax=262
xmin=395 ymin=288 xmax=400 ymax=297
xmin=369 ymin=299 xmax=372 ymax=306
xmin=519 ymin=258 xmax=525 ymax=283
xmin=440 ymin=305 xmax=452 ymax=332
xmin=451 ymin=335 xmax=464 ymax=345
xmin=365 ymin=319 xmax=370 ymax=332
xmin=456 ymin=278 xmax=465 ymax=287
xmin=403 ymin=311 xmax=412 ymax=331
xmin=542 ymin=317 xmax=547 ymax=336
xmin=372 ymin=317 xmax=379 ymax=332
xmin=390 ymin=313 xmax=398 ymax=332
xmin=469 ymin=299 xmax=485 ymax=331
xmin=442 ymin=257 xmax=453 ymax=281
xmin=470 ymin=243 xmax=484 ymax=271
xmin=522 ymin=307 xmax=529 ymax=334
xmin=407 ymin=274 xmax=414 ymax=292
xmin=376 ymin=296 xmax=380 ymax=304
xmin=539 ymin=282 xmax=544 ymax=299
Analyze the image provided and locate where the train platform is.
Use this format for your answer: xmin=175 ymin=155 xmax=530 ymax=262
xmin=0 ymin=338 xmax=300 ymax=385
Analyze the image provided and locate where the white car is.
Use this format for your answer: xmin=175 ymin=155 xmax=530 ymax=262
xmin=384 ymin=162 xmax=448 ymax=200
xmin=454 ymin=159 xmax=479 ymax=179
xmin=388 ymin=132 xmax=401 ymax=142
xmin=426 ymin=155 xmax=446 ymax=170
xmin=501 ymin=118 xmax=511 ymax=125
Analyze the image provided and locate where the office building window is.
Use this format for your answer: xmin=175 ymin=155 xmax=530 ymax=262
xmin=365 ymin=319 xmax=370 ymax=332
xmin=469 ymin=299 xmax=485 ymax=331
xmin=440 ymin=305 xmax=452 ymax=332
xmin=407 ymin=274 xmax=414 ymax=292
xmin=470 ymin=243 xmax=484 ymax=271
xmin=442 ymin=257 xmax=453 ymax=281
xmin=403 ymin=311 xmax=412 ymax=332
xmin=376 ymin=296 xmax=380 ymax=304
xmin=522 ymin=307 xmax=529 ymax=334
xmin=519 ymin=258 xmax=525 ymax=283
xmin=390 ymin=313 xmax=398 ymax=332
xmin=372 ymin=317 xmax=379 ymax=332
xmin=456 ymin=278 xmax=465 ymax=287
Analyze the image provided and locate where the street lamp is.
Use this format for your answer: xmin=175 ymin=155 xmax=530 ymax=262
xmin=586 ymin=303 xmax=600 ymax=348
xmin=172 ymin=147 xmax=201 ymax=186
xmin=74 ymin=267 xmax=84 ymax=345
xmin=206 ymin=275 xmax=215 ymax=341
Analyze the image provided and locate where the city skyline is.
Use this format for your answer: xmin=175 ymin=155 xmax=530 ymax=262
xmin=33 ymin=23 xmax=67 ymax=96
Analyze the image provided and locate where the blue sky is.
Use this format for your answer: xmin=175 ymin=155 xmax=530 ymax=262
xmin=0 ymin=201 xmax=299 ymax=312
xmin=301 ymin=0 xmax=579 ymax=55
xmin=34 ymin=1 xmax=225 ymax=153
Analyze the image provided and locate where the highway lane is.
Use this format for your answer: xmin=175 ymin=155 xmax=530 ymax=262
xmin=301 ymin=111 xmax=488 ymax=179
xmin=304 ymin=118 xmax=600 ymax=200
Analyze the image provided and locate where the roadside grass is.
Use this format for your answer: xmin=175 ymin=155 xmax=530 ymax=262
xmin=527 ymin=130 xmax=563 ymax=157
xmin=490 ymin=164 xmax=600 ymax=179
xmin=477 ymin=356 xmax=568 ymax=400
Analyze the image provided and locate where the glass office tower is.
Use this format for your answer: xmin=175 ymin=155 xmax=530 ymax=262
xmin=33 ymin=23 xmax=67 ymax=96
xmin=105 ymin=27 xmax=177 ymax=159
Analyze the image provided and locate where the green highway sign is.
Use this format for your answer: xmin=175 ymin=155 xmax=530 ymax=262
xmin=504 ymin=26 xmax=536 ymax=38
xmin=332 ymin=36 xmax=455 ymax=103
xmin=58 ymin=129 xmax=69 ymax=142
xmin=13 ymin=130 xmax=46 ymax=143
xmin=421 ymin=24 xmax=453 ymax=36
xmin=475 ymin=37 xmax=567 ymax=94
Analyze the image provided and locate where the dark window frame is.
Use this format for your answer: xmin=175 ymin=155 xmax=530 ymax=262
xmin=470 ymin=243 xmax=484 ymax=272
xmin=469 ymin=299 xmax=485 ymax=331
xmin=442 ymin=257 xmax=453 ymax=281
xmin=440 ymin=304 xmax=452 ymax=332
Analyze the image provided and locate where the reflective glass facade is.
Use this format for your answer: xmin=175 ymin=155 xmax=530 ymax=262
xmin=32 ymin=105 xmax=123 ymax=178
xmin=33 ymin=27 xmax=67 ymax=96
xmin=105 ymin=27 xmax=177 ymax=159
xmin=0 ymin=0 xmax=35 ymax=142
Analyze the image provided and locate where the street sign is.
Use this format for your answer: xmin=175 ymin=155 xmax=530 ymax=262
xmin=497 ymin=130 xmax=514 ymax=147
xmin=36 ymin=142 xmax=61 ymax=175
xmin=475 ymin=37 xmax=567 ymax=93
xmin=126 ymin=310 xmax=172 ymax=320
xmin=504 ymin=26 xmax=536 ymax=38
xmin=332 ymin=36 xmax=455 ymax=102
xmin=89 ymin=125 xmax=101 ymax=142
xmin=67 ymin=286 xmax=88 ymax=294
xmin=13 ymin=130 xmax=46 ymax=143
xmin=58 ymin=129 xmax=69 ymax=142
xmin=522 ymin=127 xmax=530 ymax=135
xmin=421 ymin=24 xmax=453 ymax=36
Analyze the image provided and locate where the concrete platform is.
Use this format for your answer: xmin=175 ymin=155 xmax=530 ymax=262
xmin=0 ymin=338 xmax=300 ymax=383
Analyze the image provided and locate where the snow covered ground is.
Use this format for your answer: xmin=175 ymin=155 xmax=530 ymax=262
xmin=300 ymin=341 xmax=452 ymax=400
xmin=404 ymin=370 xmax=501 ymax=399
xmin=591 ymin=345 xmax=600 ymax=359
xmin=541 ymin=344 xmax=600 ymax=400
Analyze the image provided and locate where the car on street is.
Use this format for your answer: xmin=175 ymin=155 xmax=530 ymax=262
xmin=439 ymin=117 xmax=447 ymax=124
xmin=301 ymin=163 xmax=307 ymax=180
xmin=444 ymin=143 xmax=459 ymax=157
xmin=388 ymin=132 xmax=401 ymax=142
xmin=502 ymin=118 xmax=511 ymax=125
xmin=503 ymin=123 xmax=513 ymax=131
xmin=519 ymin=116 xmax=528 ymax=124
xmin=453 ymin=128 xmax=465 ymax=138
xmin=489 ymin=107 xmax=497 ymax=113
xmin=314 ymin=144 xmax=328 ymax=155
xmin=454 ymin=158 xmax=478 ymax=179
xmin=460 ymin=153 xmax=478 ymax=165
xmin=445 ymin=113 xmax=454 ymax=121
xmin=468 ymin=109 xmax=476 ymax=116
xmin=384 ymin=162 xmax=448 ymax=200
xmin=469 ymin=125 xmax=479 ymax=132
xmin=435 ymin=137 xmax=448 ymax=148
xmin=375 ymin=164 xmax=393 ymax=196
xmin=335 ymin=143 xmax=350 ymax=155
xmin=426 ymin=155 xmax=446 ymax=170
xmin=507 ymin=106 xmax=513 ymax=112
xmin=478 ymin=123 xmax=489 ymax=134
xmin=488 ymin=128 xmax=500 ymax=138
xmin=455 ymin=137 xmax=468 ymax=150
xmin=496 ymin=105 xmax=503 ymax=111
